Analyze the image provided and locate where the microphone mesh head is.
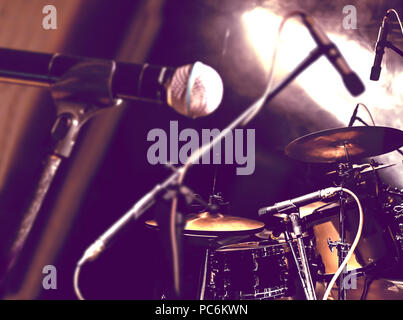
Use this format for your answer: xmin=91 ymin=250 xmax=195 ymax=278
xmin=167 ymin=62 xmax=223 ymax=118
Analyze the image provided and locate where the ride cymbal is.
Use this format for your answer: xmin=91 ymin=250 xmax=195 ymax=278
xmin=285 ymin=126 xmax=403 ymax=163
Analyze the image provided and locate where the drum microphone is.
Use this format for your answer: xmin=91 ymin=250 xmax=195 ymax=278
xmin=348 ymin=103 xmax=360 ymax=127
xmin=300 ymin=13 xmax=365 ymax=96
xmin=0 ymin=48 xmax=223 ymax=118
xmin=258 ymin=187 xmax=341 ymax=217
xmin=370 ymin=15 xmax=390 ymax=81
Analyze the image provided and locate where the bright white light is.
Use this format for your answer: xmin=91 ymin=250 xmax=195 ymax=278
xmin=243 ymin=8 xmax=354 ymax=123
xmin=242 ymin=8 xmax=316 ymax=73
xmin=242 ymin=7 xmax=402 ymax=126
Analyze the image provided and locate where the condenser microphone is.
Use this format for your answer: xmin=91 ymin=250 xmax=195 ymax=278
xmin=0 ymin=48 xmax=224 ymax=118
xmin=348 ymin=103 xmax=360 ymax=127
xmin=258 ymin=187 xmax=341 ymax=217
xmin=370 ymin=15 xmax=390 ymax=81
xmin=300 ymin=13 xmax=365 ymax=96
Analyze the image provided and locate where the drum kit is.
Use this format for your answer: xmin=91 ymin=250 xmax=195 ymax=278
xmin=146 ymin=125 xmax=403 ymax=300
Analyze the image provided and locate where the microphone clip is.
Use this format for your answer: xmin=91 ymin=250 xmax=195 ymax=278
xmin=50 ymin=58 xmax=123 ymax=158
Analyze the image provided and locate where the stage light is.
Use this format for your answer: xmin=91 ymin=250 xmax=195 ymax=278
xmin=242 ymin=7 xmax=402 ymax=128
xmin=242 ymin=7 xmax=403 ymax=185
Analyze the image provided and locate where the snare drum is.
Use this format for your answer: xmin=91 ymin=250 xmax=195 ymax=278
xmin=204 ymin=238 xmax=315 ymax=300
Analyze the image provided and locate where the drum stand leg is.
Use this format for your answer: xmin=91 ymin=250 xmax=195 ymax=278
xmin=360 ymin=274 xmax=375 ymax=300
xmin=338 ymin=192 xmax=349 ymax=300
xmin=328 ymin=160 xmax=353 ymax=300
xmin=198 ymin=248 xmax=210 ymax=300
xmin=285 ymin=212 xmax=317 ymax=300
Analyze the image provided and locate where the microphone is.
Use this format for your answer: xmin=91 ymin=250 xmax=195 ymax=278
xmin=300 ymin=14 xmax=365 ymax=96
xmin=370 ymin=15 xmax=390 ymax=81
xmin=258 ymin=187 xmax=341 ymax=217
xmin=348 ymin=103 xmax=359 ymax=127
xmin=0 ymin=48 xmax=223 ymax=118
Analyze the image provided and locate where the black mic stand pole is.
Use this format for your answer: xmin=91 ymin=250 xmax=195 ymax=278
xmin=1 ymin=58 xmax=123 ymax=283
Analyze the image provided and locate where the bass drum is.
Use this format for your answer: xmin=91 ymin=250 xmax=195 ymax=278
xmin=204 ymin=237 xmax=316 ymax=300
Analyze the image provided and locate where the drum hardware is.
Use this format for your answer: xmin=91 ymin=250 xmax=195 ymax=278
xmin=325 ymin=160 xmax=373 ymax=300
xmin=260 ymin=203 xmax=320 ymax=300
xmin=259 ymin=187 xmax=346 ymax=300
xmin=327 ymin=238 xmax=351 ymax=253
xmin=326 ymin=162 xmax=396 ymax=180
xmin=385 ymin=186 xmax=403 ymax=198
xmin=198 ymin=247 xmax=211 ymax=300
xmin=326 ymin=232 xmax=351 ymax=300
xmin=337 ymin=176 xmax=349 ymax=300
xmin=382 ymin=188 xmax=403 ymax=260
xmin=284 ymin=212 xmax=317 ymax=300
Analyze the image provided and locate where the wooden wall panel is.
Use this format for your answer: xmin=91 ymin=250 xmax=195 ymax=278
xmin=0 ymin=0 xmax=83 ymax=192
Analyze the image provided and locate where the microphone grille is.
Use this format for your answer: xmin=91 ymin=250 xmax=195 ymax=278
xmin=167 ymin=62 xmax=223 ymax=118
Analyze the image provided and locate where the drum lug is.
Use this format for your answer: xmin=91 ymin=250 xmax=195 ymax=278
xmin=327 ymin=237 xmax=351 ymax=253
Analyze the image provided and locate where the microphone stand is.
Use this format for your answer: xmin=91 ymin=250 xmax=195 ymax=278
xmin=1 ymin=58 xmax=122 ymax=283
xmin=384 ymin=41 xmax=403 ymax=58
xmin=77 ymin=45 xmax=327 ymax=299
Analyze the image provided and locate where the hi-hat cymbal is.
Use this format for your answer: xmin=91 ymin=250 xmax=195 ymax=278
xmin=146 ymin=212 xmax=264 ymax=235
xmin=285 ymin=126 xmax=403 ymax=163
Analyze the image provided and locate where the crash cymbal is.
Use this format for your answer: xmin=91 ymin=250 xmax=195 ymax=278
xmin=326 ymin=163 xmax=396 ymax=176
xmin=285 ymin=126 xmax=403 ymax=163
xmin=146 ymin=212 xmax=264 ymax=235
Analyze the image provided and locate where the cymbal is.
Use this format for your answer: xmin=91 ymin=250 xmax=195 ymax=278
xmin=285 ymin=126 xmax=403 ymax=163
xmin=326 ymin=163 xmax=396 ymax=176
xmin=146 ymin=212 xmax=264 ymax=235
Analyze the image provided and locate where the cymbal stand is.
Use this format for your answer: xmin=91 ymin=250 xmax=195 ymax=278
xmin=284 ymin=212 xmax=317 ymax=300
xmin=198 ymin=247 xmax=211 ymax=300
xmin=327 ymin=145 xmax=353 ymax=300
